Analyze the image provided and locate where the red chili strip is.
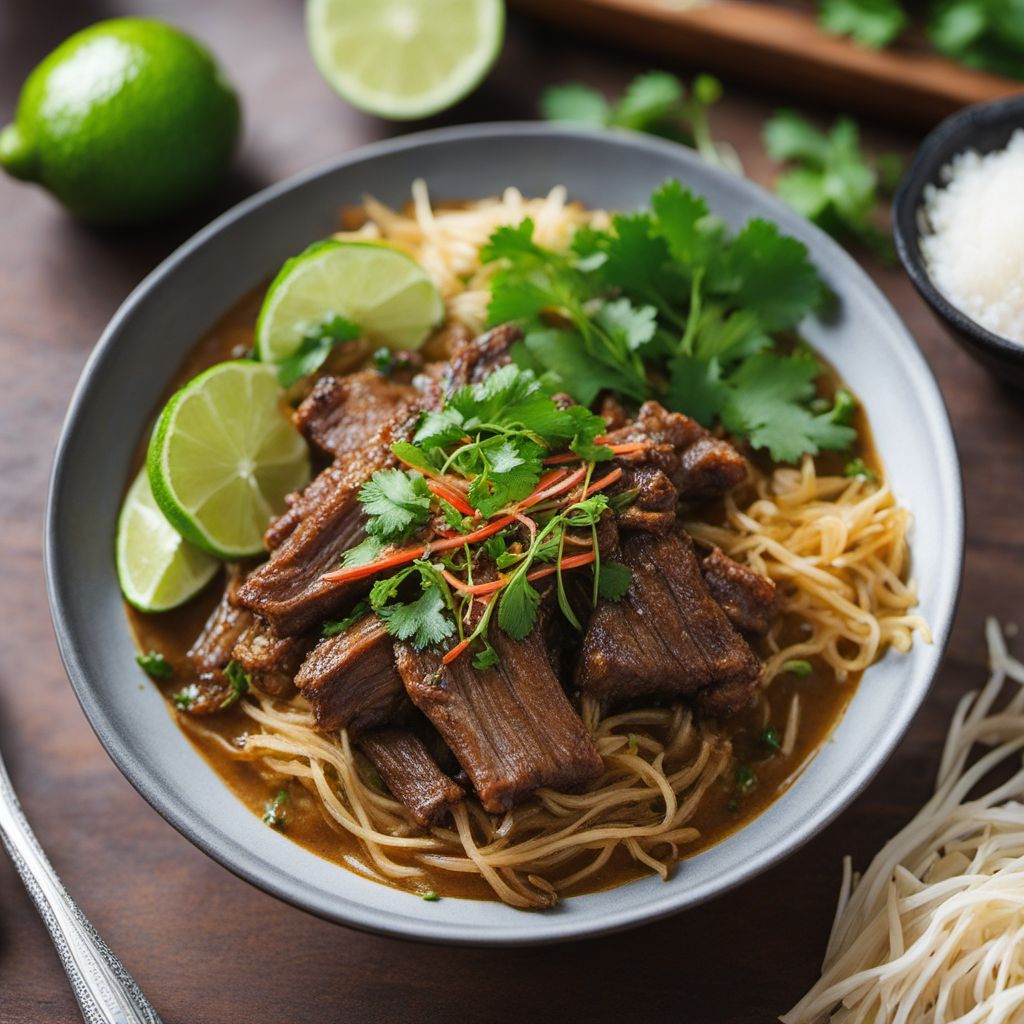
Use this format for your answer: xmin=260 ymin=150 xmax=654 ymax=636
xmin=526 ymin=551 xmax=596 ymax=583
xmin=321 ymin=544 xmax=427 ymax=584
xmin=581 ymin=466 xmax=623 ymax=498
xmin=519 ymin=466 xmax=587 ymax=511
xmin=542 ymin=442 xmax=650 ymax=465
xmin=427 ymin=480 xmax=474 ymax=515
xmin=427 ymin=514 xmax=517 ymax=555
xmin=439 ymin=568 xmax=507 ymax=597
xmin=442 ymin=637 xmax=472 ymax=665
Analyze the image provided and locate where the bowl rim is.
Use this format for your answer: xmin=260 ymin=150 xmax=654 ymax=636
xmin=893 ymin=94 xmax=1024 ymax=368
xmin=45 ymin=121 xmax=965 ymax=946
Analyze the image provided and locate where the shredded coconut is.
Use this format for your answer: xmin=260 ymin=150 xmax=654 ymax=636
xmin=921 ymin=130 xmax=1024 ymax=346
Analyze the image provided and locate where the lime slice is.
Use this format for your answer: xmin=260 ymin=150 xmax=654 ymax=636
xmin=116 ymin=467 xmax=220 ymax=612
xmin=147 ymin=360 xmax=310 ymax=559
xmin=255 ymin=240 xmax=444 ymax=364
xmin=305 ymin=0 xmax=504 ymax=120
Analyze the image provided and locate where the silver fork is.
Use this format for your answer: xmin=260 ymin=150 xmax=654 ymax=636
xmin=0 ymin=744 xmax=162 ymax=1023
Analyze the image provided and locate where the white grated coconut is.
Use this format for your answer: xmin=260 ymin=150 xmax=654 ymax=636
xmin=921 ymin=129 xmax=1024 ymax=346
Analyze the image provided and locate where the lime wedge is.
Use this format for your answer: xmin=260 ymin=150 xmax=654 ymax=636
xmin=255 ymin=240 xmax=444 ymax=365
xmin=147 ymin=360 xmax=310 ymax=559
xmin=305 ymin=0 xmax=504 ymax=120
xmin=117 ymin=467 xmax=220 ymax=612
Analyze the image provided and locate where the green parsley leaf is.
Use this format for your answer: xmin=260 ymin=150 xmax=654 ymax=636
xmin=782 ymin=659 xmax=814 ymax=677
xmin=221 ymin=660 xmax=250 ymax=709
xmin=322 ymin=600 xmax=370 ymax=638
xmin=818 ymin=0 xmax=908 ymax=48
xmin=136 ymin=650 xmax=173 ymax=680
xmin=262 ymin=790 xmax=288 ymax=829
xmin=276 ymin=314 xmax=360 ymax=388
xmin=596 ymin=561 xmax=633 ymax=600
xmin=360 ymin=469 xmax=432 ymax=542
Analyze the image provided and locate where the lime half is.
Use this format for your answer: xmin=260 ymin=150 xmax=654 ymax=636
xmin=147 ymin=361 xmax=310 ymax=559
xmin=305 ymin=0 xmax=504 ymax=120
xmin=117 ymin=467 xmax=219 ymax=612
xmin=255 ymin=240 xmax=444 ymax=365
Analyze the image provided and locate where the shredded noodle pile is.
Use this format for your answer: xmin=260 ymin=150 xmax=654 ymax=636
xmin=784 ymin=620 xmax=1024 ymax=1024
xmin=207 ymin=186 xmax=928 ymax=906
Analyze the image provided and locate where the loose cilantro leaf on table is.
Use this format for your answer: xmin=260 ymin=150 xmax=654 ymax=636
xmin=929 ymin=0 xmax=1024 ymax=77
xmin=541 ymin=71 xmax=739 ymax=172
xmin=763 ymin=111 xmax=903 ymax=260
xmin=818 ymin=0 xmax=908 ymax=47
xmin=276 ymin=314 xmax=360 ymax=388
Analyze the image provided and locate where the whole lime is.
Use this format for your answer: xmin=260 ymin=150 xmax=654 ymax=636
xmin=0 ymin=18 xmax=241 ymax=225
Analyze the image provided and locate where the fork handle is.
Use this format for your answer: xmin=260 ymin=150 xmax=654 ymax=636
xmin=0 ymin=754 xmax=162 ymax=1024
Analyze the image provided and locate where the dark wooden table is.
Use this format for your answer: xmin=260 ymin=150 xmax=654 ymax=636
xmin=1 ymin=3 xmax=1021 ymax=1022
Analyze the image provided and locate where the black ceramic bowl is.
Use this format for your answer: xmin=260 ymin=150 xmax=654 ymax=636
xmin=893 ymin=94 xmax=1024 ymax=388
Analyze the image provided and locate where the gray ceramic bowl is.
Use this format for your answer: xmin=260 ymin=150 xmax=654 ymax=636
xmin=46 ymin=124 xmax=964 ymax=946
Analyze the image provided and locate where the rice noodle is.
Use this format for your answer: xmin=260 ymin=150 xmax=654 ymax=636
xmin=202 ymin=185 xmax=928 ymax=906
xmin=783 ymin=620 xmax=1024 ymax=1024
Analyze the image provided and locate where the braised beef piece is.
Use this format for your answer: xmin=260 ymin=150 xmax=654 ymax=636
xmin=606 ymin=401 xmax=747 ymax=505
xmin=187 ymin=566 xmax=252 ymax=673
xmin=293 ymin=370 xmax=420 ymax=461
xmin=265 ymin=461 xmax=348 ymax=551
xmin=358 ymin=728 xmax=464 ymax=826
xmin=443 ymin=323 xmax=521 ymax=392
xmin=231 ymin=618 xmax=311 ymax=698
xmin=237 ymin=414 xmax=418 ymax=635
xmin=295 ymin=614 xmax=409 ymax=734
xmin=700 ymin=548 xmax=782 ymax=638
xmin=395 ymin=625 xmax=604 ymax=814
xmin=615 ymin=464 xmax=678 ymax=534
xmin=575 ymin=530 xmax=761 ymax=717
xmin=598 ymin=393 xmax=630 ymax=431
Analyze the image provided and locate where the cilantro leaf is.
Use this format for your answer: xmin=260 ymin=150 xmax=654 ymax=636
xmin=371 ymin=566 xmax=456 ymax=650
xmin=611 ymin=71 xmax=685 ymax=131
xmin=818 ymin=0 xmax=908 ymax=47
xmin=720 ymin=353 xmax=858 ymax=461
xmin=724 ymin=219 xmax=823 ymax=332
xmin=276 ymin=314 xmax=360 ymax=388
xmin=596 ymin=561 xmax=633 ymax=600
xmin=518 ymin=328 xmax=629 ymax=405
xmin=764 ymin=112 xmax=899 ymax=260
xmin=467 ymin=437 xmax=542 ymax=517
xmin=540 ymin=82 xmax=611 ymax=125
xmin=340 ymin=535 xmax=384 ymax=569
xmin=262 ymin=790 xmax=288 ymax=829
xmin=391 ymin=440 xmax=442 ymax=475
xmin=594 ymin=298 xmax=658 ymax=353
xmin=929 ymin=0 xmax=1024 ymax=77
xmin=322 ymin=600 xmax=370 ymax=638
xmin=360 ymin=470 xmax=431 ymax=541
xmin=136 ymin=650 xmax=173 ymax=679
xmin=497 ymin=575 xmax=542 ymax=641
xmin=651 ymin=180 xmax=725 ymax=276
xmin=472 ymin=639 xmax=500 ymax=671
xmin=221 ymin=660 xmax=250 ymax=710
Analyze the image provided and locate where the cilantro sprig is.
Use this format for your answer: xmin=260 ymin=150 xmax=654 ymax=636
xmin=542 ymin=71 xmax=740 ymax=173
xmin=763 ymin=111 xmax=903 ymax=260
xmin=483 ymin=180 xmax=855 ymax=463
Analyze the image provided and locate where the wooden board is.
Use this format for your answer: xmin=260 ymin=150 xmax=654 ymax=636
xmin=511 ymin=0 xmax=1024 ymax=124
xmin=2 ymin=4 xmax=1024 ymax=1023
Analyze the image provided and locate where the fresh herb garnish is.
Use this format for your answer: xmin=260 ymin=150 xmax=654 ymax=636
xmin=360 ymin=469 xmax=433 ymax=542
xmin=818 ymin=0 xmax=908 ymax=47
xmin=322 ymin=600 xmax=370 ymax=638
xmin=541 ymin=71 xmax=739 ymax=172
xmin=373 ymin=346 xmax=395 ymax=375
xmin=782 ymin=659 xmax=814 ymax=677
xmin=760 ymin=726 xmax=782 ymax=754
xmin=262 ymin=790 xmax=288 ymax=829
xmin=627 ymin=733 xmax=640 ymax=755
xmin=486 ymin=181 xmax=854 ymax=462
xmin=929 ymin=0 xmax=1024 ymax=77
xmin=172 ymin=683 xmax=200 ymax=711
xmin=136 ymin=650 xmax=173 ymax=679
xmin=763 ymin=111 xmax=903 ymax=260
xmin=276 ymin=314 xmax=360 ymax=388
xmin=421 ymin=889 xmax=441 ymax=902
xmin=221 ymin=660 xmax=250 ymax=709
xmin=371 ymin=563 xmax=458 ymax=650
xmin=844 ymin=457 xmax=878 ymax=482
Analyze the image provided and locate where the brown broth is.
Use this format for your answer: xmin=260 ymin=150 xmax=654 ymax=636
xmin=125 ymin=291 xmax=864 ymax=902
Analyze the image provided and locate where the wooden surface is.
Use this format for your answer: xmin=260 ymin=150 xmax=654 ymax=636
xmin=512 ymin=0 xmax=1024 ymax=124
xmin=0 ymin=4 xmax=1022 ymax=1022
